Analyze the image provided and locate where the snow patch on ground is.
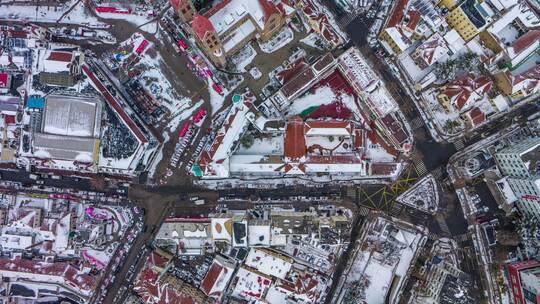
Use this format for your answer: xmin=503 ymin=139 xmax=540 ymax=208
xmin=95 ymin=11 xmax=152 ymax=27
xmin=139 ymin=21 xmax=159 ymax=34
xmin=286 ymin=86 xmax=363 ymax=121
xmin=167 ymin=100 xmax=203 ymax=132
xmin=0 ymin=1 xmax=74 ymax=22
xmin=59 ymin=0 xmax=107 ymax=26
xmin=208 ymin=85 xmax=230 ymax=115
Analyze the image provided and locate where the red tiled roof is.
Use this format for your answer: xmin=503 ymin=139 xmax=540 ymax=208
xmin=354 ymin=129 xmax=364 ymax=149
xmin=47 ymin=51 xmax=73 ymax=62
xmin=368 ymin=126 xmax=399 ymax=157
xmin=510 ymin=63 xmax=540 ymax=87
xmin=201 ymin=262 xmax=224 ymax=296
xmin=371 ymin=163 xmax=398 ymax=175
xmin=276 ymin=58 xmax=309 ymax=84
xmin=468 ymin=107 xmax=485 ymax=126
xmin=510 ymin=30 xmax=540 ymax=56
xmin=445 ymin=73 xmax=493 ymax=111
xmin=277 ymin=272 xmax=320 ymax=301
xmin=416 ymin=34 xmax=446 ymax=66
xmin=4 ymin=115 xmax=15 ymax=124
xmin=8 ymin=30 xmax=28 ymax=38
xmin=258 ymin=0 xmax=280 ymax=22
xmin=313 ymin=53 xmax=335 ymax=73
xmin=281 ymin=67 xmax=315 ymax=98
xmin=134 ymin=267 xmax=197 ymax=304
xmin=304 ymin=120 xmax=351 ymax=130
xmin=284 ymin=116 xmax=306 ymax=161
xmin=381 ymin=114 xmax=408 ymax=145
xmin=170 ymin=0 xmax=181 ymax=10
xmin=0 ymin=72 xmax=9 ymax=87
xmin=192 ymin=14 xmax=216 ymax=40
xmin=405 ymin=9 xmax=421 ymax=30
xmin=307 ymin=155 xmax=361 ymax=164
xmin=299 ymin=0 xmax=342 ymax=45
xmin=0 ymin=258 xmax=96 ymax=292
xmin=148 ymin=251 xmax=170 ymax=269
xmin=387 ymin=0 xmax=408 ymax=28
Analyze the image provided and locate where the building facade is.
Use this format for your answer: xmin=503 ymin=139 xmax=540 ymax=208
xmin=444 ymin=0 xmax=492 ymax=42
xmin=495 ymin=137 xmax=540 ymax=219
xmin=172 ymin=0 xmax=285 ymax=68
xmin=507 ymin=260 xmax=540 ymax=304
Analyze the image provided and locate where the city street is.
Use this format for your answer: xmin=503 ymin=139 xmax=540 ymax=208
xmin=2 ymin=2 xmax=539 ymax=303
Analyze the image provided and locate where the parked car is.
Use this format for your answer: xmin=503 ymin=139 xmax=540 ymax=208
xmin=212 ymin=82 xmax=223 ymax=95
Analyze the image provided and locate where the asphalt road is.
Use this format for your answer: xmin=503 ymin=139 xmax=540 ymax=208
xmin=1 ymin=168 xmax=91 ymax=191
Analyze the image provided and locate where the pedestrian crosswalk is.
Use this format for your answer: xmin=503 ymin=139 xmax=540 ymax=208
xmin=410 ymin=117 xmax=425 ymax=130
xmin=454 ymin=139 xmax=465 ymax=150
xmin=389 ymin=204 xmax=402 ymax=216
xmin=338 ymin=12 xmax=358 ymax=28
xmin=358 ymin=206 xmax=371 ymax=217
xmin=436 ymin=215 xmax=451 ymax=235
xmin=432 ymin=166 xmax=444 ymax=179
xmin=411 ymin=152 xmax=428 ymax=176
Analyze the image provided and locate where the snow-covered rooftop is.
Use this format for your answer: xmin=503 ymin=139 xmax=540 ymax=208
xmin=244 ymin=248 xmax=292 ymax=279
xmin=42 ymin=95 xmax=102 ymax=138
xmin=338 ymin=48 xmax=398 ymax=117
xmin=232 ymin=267 xmax=272 ymax=300
xmin=33 ymin=133 xmax=98 ymax=163
xmin=40 ymin=50 xmax=74 ymax=74
xmin=487 ymin=2 xmax=540 ymax=37
xmin=248 ymin=222 xmax=272 ymax=246
xmin=207 ymin=0 xmax=274 ymax=35
xmin=342 ymin=216 xmax=426 ymax=304
xmin=211 ymin=217 xmax=233 ymax=242
xmin=200 ymin=257 xmax=235 ymax=299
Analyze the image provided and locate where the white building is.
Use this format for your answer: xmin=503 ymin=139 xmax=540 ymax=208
xmin=495 ymin=137 xmax=540 ymax=219
xmin=19 ymin=95 xmax=102 ymax=172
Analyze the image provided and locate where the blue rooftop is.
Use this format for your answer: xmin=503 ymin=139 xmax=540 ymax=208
xmin=27 ymin=97 xmax=45 ymax=109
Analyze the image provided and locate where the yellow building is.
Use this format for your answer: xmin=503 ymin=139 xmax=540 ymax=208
xmin=438 ymin=0 xmax=458 ymax=10
xmin=380 ymin=28 xmax=410 ymax=55
xmin=173 ymin=0 xmax=285 ymax=68
xmin=445 ymin=0 xmax=490 ymax=42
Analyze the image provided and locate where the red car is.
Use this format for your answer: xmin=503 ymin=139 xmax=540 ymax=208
xmin=178 ymin=122 xmax=190 ymax=138
xmin=204 ymin=68 xmax=213 ymax=78
xmin=177 ymin=39 xmax=187 ymax=50
xmin=212 ymin=82 xmax=223 ymax=95
xmin=193 ymin=108 xmax=206 ymax=123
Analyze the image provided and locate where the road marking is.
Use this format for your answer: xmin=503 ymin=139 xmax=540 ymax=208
xmin=338 ymin=12 xmax=358 ymax=27
xmin=411 ymin=153 xmax=428 ymax=176
xmin=410 ymin=117 xmax=424 ymax=130
xmin=389 ymin=204 xmax=401 ymax=216
xmin=432 ymin=166 xmax=444 ymax=179
xmin=454 ymin=139 xmax=465 ymax=150
xmin=358 ymin=206 xmax=370 ymax=217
